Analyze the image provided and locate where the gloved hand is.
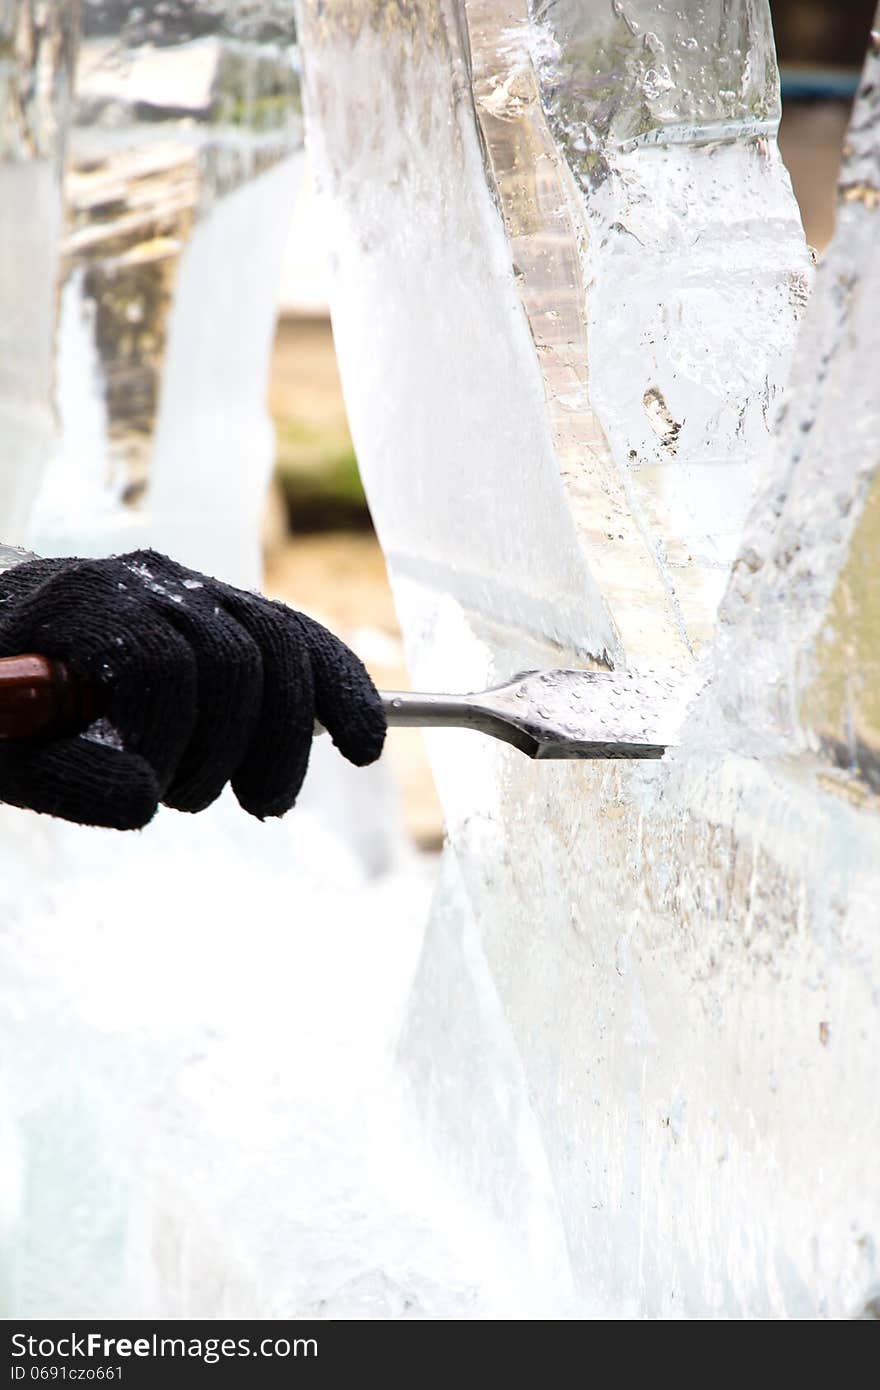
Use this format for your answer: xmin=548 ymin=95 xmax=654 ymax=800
xmin=0 ymin=549 xmax=386 ymax=830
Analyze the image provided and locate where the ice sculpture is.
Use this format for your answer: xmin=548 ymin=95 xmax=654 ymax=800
xmin=0 ymin=1 xmax=438 ymax=1320
xmin=0 ymin=3 xmax=78 ymax=545
xmin=300 ymin=0 xmax=810 ymax=671
xmin=0 ymin=3 xmax=74 ymax=1298
xmin=298 ymin=0 xmax=880 ymax=1316
xmin=29 ymin=0 xmax=303 ymax=586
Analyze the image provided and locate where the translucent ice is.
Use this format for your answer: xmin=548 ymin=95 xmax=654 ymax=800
xmin=299 ymin=0 xmax=880 ymax=1316
xmin=28 ymin=0 xmax=304 ymax=587
xmin=0 ymin=3 xmax=77 ymax=543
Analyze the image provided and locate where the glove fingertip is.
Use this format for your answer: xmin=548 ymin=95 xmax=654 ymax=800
xmin=231 ymin=721 xmax=312 ymax=820
xmin=296 ymin=615 xmax=387 ymax=768
xmin=60 ymin=742 xmax=162 ymax=830
xmin=104 ymin=778 xmax=161 ymax=831
xmin=232 ymin=781 xmax=294 ymax=821
xmin=0 ymin=738 xmax=161 ymax=831
xmin=329 ymin=699 xmax=387 ymax=767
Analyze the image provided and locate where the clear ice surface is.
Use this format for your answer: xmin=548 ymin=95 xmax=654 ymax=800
xmin=300 ymin=0 xmax=880 ymax=1317
xmin=529 ymin=0 xmax=779 ymax=155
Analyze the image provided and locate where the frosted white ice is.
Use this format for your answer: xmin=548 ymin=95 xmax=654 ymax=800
xmin=0 ymin=800 xmax=566 ymax=1318
xmin=301 ymin=6 xmax=617 ymax=662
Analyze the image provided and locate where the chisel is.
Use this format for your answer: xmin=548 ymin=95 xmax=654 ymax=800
xmin=0 ymin=655 xmax=693 ymax=759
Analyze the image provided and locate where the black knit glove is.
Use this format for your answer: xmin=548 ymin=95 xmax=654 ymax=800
xmin=0 ymin=549 xmax=386 ymax=830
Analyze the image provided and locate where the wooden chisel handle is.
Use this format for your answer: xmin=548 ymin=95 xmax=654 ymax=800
xmin=0 ymin=656 xmax=424 ymax=746
xmin=0 ymin=656 xmax=418 ymax=745
xmin=0 ymin=655 xmax=101 ymax=740
xmin=0 ymin=658 xmax=438 ymax=745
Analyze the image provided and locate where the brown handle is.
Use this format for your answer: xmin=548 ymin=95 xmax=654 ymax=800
xmin=0 ymin=655 xmax=100 ymax=740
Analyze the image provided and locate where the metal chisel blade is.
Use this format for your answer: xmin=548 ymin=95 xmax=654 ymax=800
xmin=377 ymin=667 xmax=700 ymax=760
